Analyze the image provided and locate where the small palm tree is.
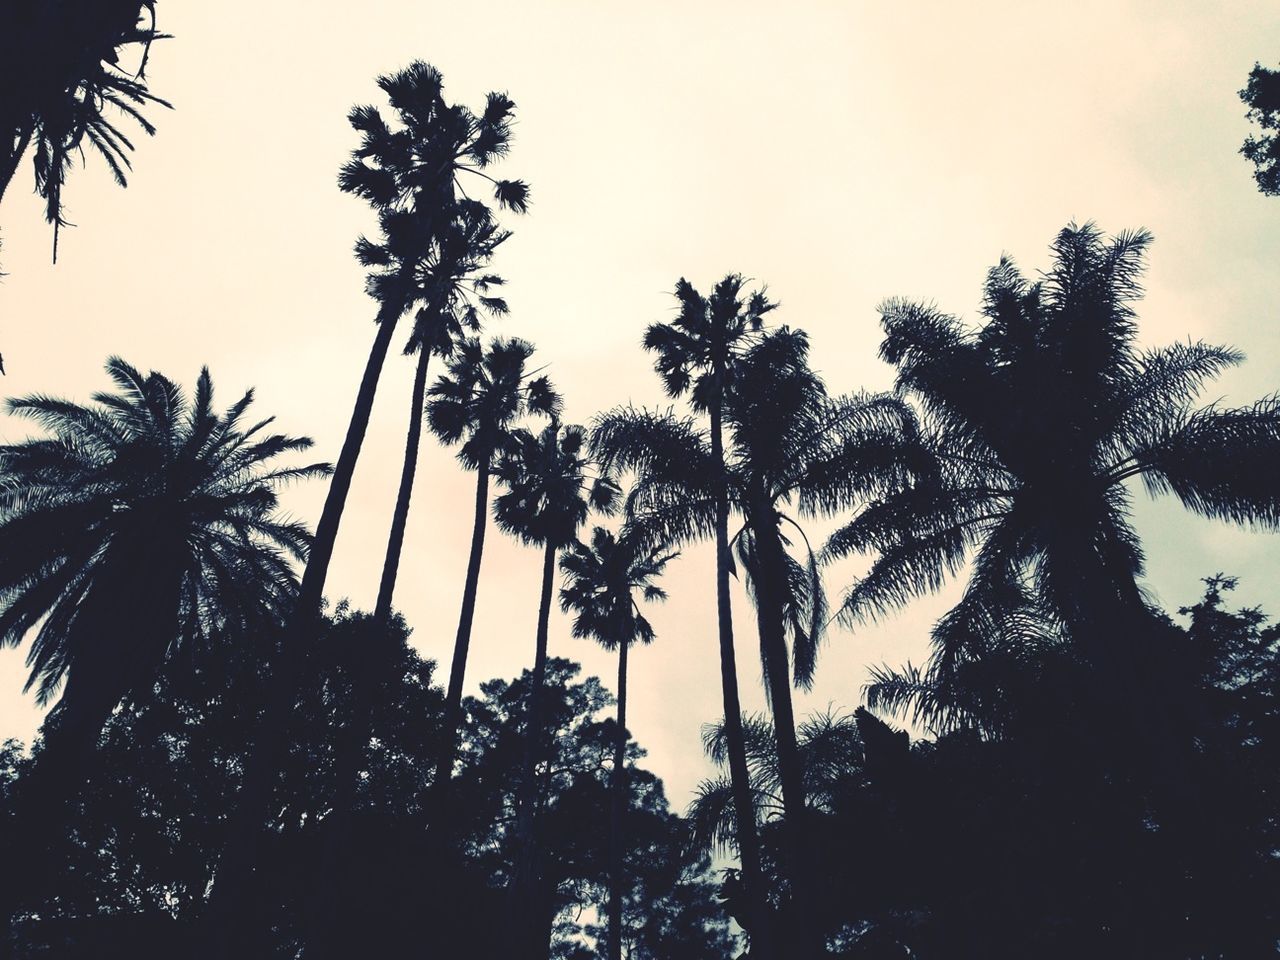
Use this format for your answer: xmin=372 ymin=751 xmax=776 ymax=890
xmin=491 ymin=420 xmax=619 ymax=954
xmin=0 ymin=356 xmax=327 ymax=858
xmin=559 ymin=526 xmax=674 ymax=960
xmin=426 ymin=337 xmax=559 ymax=809
xmin=628 ymin=274 xmax=776 ymax=939
xmin=0 ymin=1 xmax=171 ymax=260
xmin=828 ymin=223 xmax=1280 ymax=674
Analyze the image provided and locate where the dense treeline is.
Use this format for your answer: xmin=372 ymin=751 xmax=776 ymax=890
xmin=0 ymin=39 xmax=1279 ymax=960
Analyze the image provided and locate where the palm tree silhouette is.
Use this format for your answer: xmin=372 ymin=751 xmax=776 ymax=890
xmin=374 ymin=200 xmax=514 ymax=623
xmin=492 ymin=420 xmax=619 ymax=954
xmin=208 ymin=62 xmax=528 ymax=949
xmin=559 ymin=525 xmax=674 ymax=960
xmin=0 ymin=1 xmax=171 ymax=260
xmin=606 ymin=274 xmax=776 ymax=948
xmin=426 ymin=336 xmax=559 ymax=818
xmin=0 ymin=357 xmax=327 ymax=915
xmin=596 ymin=327 xmax=915 ymax=956
xmin=828 ymin=223 xmax=1280 ymax=671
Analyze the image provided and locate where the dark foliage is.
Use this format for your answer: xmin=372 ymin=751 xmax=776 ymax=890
xmin=692 ymin=580 xmax=1280 ymax=958
xmin=0 ymin=608 xmax=732 ymax=958
xmin=1241 ymin=62 xmax=1280 ymax=195
xmin=0 ymin=0 xmax=171 ymax=260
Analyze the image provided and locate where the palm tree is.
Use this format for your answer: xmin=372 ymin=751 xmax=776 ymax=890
xmin=621 ymin=273 xmax=776 ymax=945
xmin=491 ymin=421 xmax=619 ymax=954
xmin=426 ymin=336 xmax=559 ymax=816
xmin=209 ymin=62 xmax=528 ymax=947
xmin=374 ymin=200 xmax=514 ymax=624
xmin=559 ymin=526 xmax=674 ymax=960
xmin=828 ymin=223 xmax=1280 ymax=675
xmin=689 ymin=708 xmax=900 ymax=951
xmin=321 ymin=61 xmax=528 ymax=646
xmin=0 ymin=1 xmax=170 ymax=260
xmin=0 ymin=356 xmax=327 ymax=915
xmin=595 ymin=328 xmax=916 ymax=956
xmin=690 ymin=710 xmax=864 ymax=858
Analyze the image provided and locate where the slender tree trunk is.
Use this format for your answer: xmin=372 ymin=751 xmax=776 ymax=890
xmin=375 ymin=346 xmax=432 ymax=622
xmin=750 ymin=503 xmax=821 ymax=958
xmin=307 ymin=346 xmax=431 ymax=957
xmin=709 ymin=396 xmax=773 ymax=956
xmin=429 ymin=455 xmax=492 ymax=821
xmin=607 ymin=637 xmax=629 ymax=960
xmin=513 ymin=540 xmax=559 ymax=959
xmin=0 ymin=123 xmax=34 ymax=208
xmin=307 ymin=343 xmax=431 ymax=959
xmin=205 ymin=312 xmax=400 ymax=957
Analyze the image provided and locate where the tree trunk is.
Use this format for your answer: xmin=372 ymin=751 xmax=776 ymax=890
xmin=429 ymin=454 xmax=492 ymax=821
xmin=374 ymin=346 xmax=431 ymax=622
xmin=750 ymin=502 xmax=821 ymax=958
xmin=513 ymin=540 xmax=559 ymax=959
xmin=709 ymin=396 xmax=773 ymax=956
xmin=607 ymin=637 xmax=629 ymax=960
xmin=205 ymin=311 xmax=400 ymax=957
xmin=304 ymin=346 xmax=431 ymax=958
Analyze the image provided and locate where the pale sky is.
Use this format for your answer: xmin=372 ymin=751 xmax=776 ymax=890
xmin=1 ymin=1 xmax=1278 ymax=810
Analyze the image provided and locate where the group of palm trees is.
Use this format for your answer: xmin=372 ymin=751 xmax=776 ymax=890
xmin=3 ymin=53 xmax=1280 ymax=959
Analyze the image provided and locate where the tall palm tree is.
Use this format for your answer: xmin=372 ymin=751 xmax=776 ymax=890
xmin=827 ymin=223 xmax=1280 ymax=672
xmin=492 ymin=420 xmax=619 ymax=955
xmin=0 ymin=1 xmax=170 ymax=260
xmin=0 ymin=356 xmax=328 ymax=915
xmin=426 ymin=336 xmax=559 ymax=816
xmin=374 ymin=200 xmax=514 ymax=624
xmin=559 ymin=526 xmax=674 ymax=960
xmin=624 ymin=273 xmax=776 ymax=946
xmin=209 ymin=62 xmax=528 ymax=947
xmin=595 ymin=328 xmax=916 ymax=956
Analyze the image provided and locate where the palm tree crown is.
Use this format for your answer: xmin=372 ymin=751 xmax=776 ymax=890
xmin=559 ymin=526 xmax=673 ymax=652
xmin=494 ymin=422 xmax=620 ymax=550
xmin=828 ymin=223 xmax=1280 ymax=647
xmin=0 ymin=0 xmax=172 ymax=259
xmin=0 ymin=357 xmax=329 ymax=718
xmin=643 ymin=274 xmax=777 ymax=411
xmin=427 ymin=337 xmax=560 ymax=468
xmin=339 ymin=61 xmax=528 ymax=222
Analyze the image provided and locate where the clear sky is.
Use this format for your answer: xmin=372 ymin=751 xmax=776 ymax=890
xmin=1 ymin=0 xmax=1278 ymax=809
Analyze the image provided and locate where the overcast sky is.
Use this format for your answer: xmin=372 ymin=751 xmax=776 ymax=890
xmin=1 ymin=0 xmax=1278 ymax=809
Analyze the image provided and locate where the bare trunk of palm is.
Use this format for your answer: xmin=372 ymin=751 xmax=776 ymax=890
xmin=375 ymin=346 xmax=431 ymax=621
xmin=429 ymin=454 xmax=492 ymax=823
xmin=512 ymin=540 xmax=559 ymax=959
xmin=607 ymin=636 xmax=629 ymax=960
xmin=206 ymin=311 xmax=400 ymax=958
xmin=751 ymin=504 xmax=821 ymax=958
xmin=709 ymin=396 xmax=773 ymax=956
xmin=305 ymin=347 xmax=431 ymax=958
